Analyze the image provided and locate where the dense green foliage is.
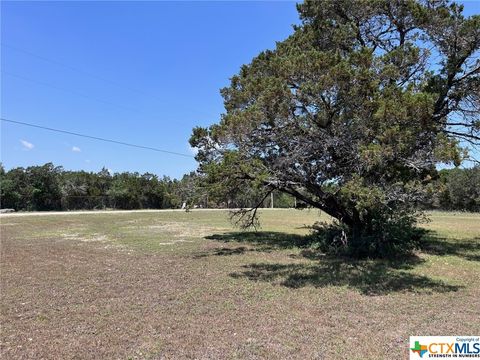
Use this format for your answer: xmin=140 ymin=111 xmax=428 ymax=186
xmin=0 ymin=163 xmax=298 ymax=211
xmin=434 ymin=167 xmax=480 ymax=211
xmin=0 ymin=162 xmax=477 ymax=215
xmin=190 ymin=0 xmax=480 ymax=257
xmin=0 ymin=163 xmax=186 ymax=211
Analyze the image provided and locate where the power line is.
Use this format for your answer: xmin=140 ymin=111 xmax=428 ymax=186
xmin=2 ymin=44 xmax=207 ymax=127
xmin=2 ymin=71 xmax=196 ymax=128
xmin=1 ymin=42 xmax=160 ymax=101
xmin=1 ymin=118 xmax=194 ymax=158
xmin=2 ymin=71 xmax=138 ymax=112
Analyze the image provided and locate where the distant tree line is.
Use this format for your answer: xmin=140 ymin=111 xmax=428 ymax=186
xmin=424 ymin=167 xmax=480 ymax=212
xmin=0 ymin=163 xmax=296 ymax=211
xmin=0 ymin=163 xmax=478 ymax=212
xmin=0 ymin=163 xmax=177 ymax=211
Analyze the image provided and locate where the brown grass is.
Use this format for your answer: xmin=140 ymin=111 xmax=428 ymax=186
xmin=1 ymin=210 xmax=479 ymax=359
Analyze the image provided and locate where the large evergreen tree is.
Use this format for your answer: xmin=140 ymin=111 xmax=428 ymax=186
xmin=190 ymin=0 xmax=480 ymax=257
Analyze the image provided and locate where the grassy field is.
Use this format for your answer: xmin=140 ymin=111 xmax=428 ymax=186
xmin=1 ymin=209 xmax=479 ymax=359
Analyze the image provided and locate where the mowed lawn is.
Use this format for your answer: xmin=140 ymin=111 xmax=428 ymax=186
xmin=1 ymin=210 xmax=479 ymax=359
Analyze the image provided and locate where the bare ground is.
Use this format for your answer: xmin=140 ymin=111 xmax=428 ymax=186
xmin=1 ymin=210 xmax=479 ymax=359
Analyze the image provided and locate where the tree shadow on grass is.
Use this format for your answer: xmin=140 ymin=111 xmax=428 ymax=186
xmin=205 ymin=231 xmax=315 ymax=250
xmin=194 ymin=246 xmax=254 ymax=258
xmin=194 ymin=232 xmax=313 ymax=258
xmin=419 ymin=233 xmax=480 ymax=262
xmin=201 ymin=231 xmax=466 ymax=295
xmin=229 ymin=259 xmax=461 ymax=295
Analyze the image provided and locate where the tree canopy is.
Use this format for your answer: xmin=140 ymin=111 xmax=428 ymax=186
xmin=190 ymin=0 xmax=480 ymax=257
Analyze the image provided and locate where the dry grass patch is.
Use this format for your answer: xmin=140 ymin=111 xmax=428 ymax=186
xmin=1 ymin=210 xmax=479 ymax=359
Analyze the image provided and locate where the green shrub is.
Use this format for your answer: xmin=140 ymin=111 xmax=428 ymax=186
xmin=310 ymin=217 xmax=427 ymax=259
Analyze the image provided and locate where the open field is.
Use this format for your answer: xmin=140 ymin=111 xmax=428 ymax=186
xmin=1 ymin=209 xmax=479 ymax=359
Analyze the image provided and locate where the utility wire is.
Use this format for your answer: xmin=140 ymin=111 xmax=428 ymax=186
xmin=1 ymin=118 xmax=194 ymax=158
xmin=1 ymin=42 xmax=165 ymax=102
xmin=2 ymin=70 xmax=195 ymax=126
xmin=2 ymin=71 xmax=138 ymax=112
xmin=2 ymin=44 xmax=206 ymax=126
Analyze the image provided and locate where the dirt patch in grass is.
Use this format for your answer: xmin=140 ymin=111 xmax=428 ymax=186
xmin=1 ymin=210 xmax=479 ymax=359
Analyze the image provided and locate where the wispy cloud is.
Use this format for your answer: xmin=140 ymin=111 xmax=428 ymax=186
xmin=85 ymin=159 xmax=91 ymax=163
xmin=72 ymin=146 xmax=81 ymax=152
xmin=20 ymin=139 xmax=34 ymax=150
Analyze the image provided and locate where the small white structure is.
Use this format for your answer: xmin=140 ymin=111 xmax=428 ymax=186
xmin=0 ymin=209 xmax=15 ymax=213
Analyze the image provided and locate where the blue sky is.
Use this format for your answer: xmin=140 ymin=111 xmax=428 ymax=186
xmin=1 ymin=1 xmax=478 ymax=178
xmin=1 ymin=1 xmax=300 ymax=178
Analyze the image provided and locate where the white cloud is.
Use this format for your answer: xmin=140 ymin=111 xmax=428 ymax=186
xmin=72 ymin=146 xmax=81 ymax=152
xmin=20 ymin=140 xmax=34 ymax=150
xmin=85 ymin=159 xmax=91 ymax=163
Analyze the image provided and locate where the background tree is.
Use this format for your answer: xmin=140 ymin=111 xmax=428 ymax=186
xmin=60 ymin=172 xmax=89 ymax=210
xmin=190 ymin=0 xmax=480 ymax=257
xmin=0 ymin=164 xmax=20 ymax=209
xmin=1 ymin=162 xmax=477 ymax=213
xmin=1 ymin=164 xmax=173 ymax=211
xmin=437 ymin=166 xmax=480 ymax=211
